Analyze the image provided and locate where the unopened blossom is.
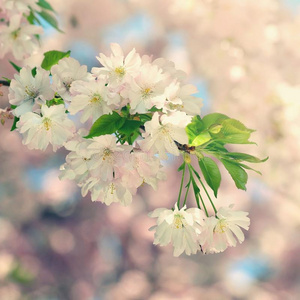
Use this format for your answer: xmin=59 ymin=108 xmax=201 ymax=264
xmin=0 ymin=14 xmax=43 ymax=60
xmin=92 ymin=43 xmax=141 ymax=88
xmin=199 ymin=205 xmax=250 ymax=254
xmin=122 ymin=63 xmax=168 ymax=113
xmin=149 ymin=204 xmax=205 ymax=257
xmin=17 ymin=104 xmax=75 ymax=151
xmin=51 ymin=57 xmax=92 ymax=101
xmin=68 ymin=79 xmax=120 ymax=123
xmin=139 ymin=112 xmax=188 ymax=159
xmin=9 ymin=66 xmax=54 ymax=116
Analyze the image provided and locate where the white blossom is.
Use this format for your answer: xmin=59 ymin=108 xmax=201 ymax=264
xmin=0 ymin=14 xmax=43 ymax=60
xmin=149 ymin=204 xmax=205 ymax=256
xmin=122 ymin=63 xmax=168 ymax=114
xmin=92 ymin=43 xmax=141 ymax=88
xmin=68 ymin=79 xmax=120 ymax=123
xmin=163 ymin=81 xmax=203 ymax=116
xmin=139 ymin=112 xmax=188 ymax=159
xmin=51 ymin=57 xmax=92 ymax=101
xmin=9 ymin=66 xmax=54 ymax=117
xmin=199 ymin=205 xmax=250 ymax=254
xmin=17 ymin=104 xmax=75 ymax=151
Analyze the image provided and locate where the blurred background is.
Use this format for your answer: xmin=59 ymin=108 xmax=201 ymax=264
xmin=0 ymin=0 xmax=300 ymax=299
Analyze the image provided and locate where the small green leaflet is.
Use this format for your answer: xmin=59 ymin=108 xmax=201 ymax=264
xmin=9 ymin=61 xmax=21 ymax=72
xmin=85 ymin=112 xmax=126 ymax=139
xmin=198 ymin=157 xmax=221 ymax=197
xmin=41 ymin=50 xmax=71 ymax=71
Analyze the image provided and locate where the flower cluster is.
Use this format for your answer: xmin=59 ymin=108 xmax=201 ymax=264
xmin=149 ymin=204 xmax=250 ymax=256
xmin=6 ymin=43 xmax=256 ymax=256
xmin=0 ymin=0 xmax=43 ymax=60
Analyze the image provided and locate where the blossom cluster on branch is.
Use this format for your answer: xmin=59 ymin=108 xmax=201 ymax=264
xmin=0 ymin=1 xmax=266 ymax=257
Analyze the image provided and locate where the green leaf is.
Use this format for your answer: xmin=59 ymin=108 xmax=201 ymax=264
xmin=10 ymin=116 xmax=19 ymax=131
xmin=202 ymin=113 xmax=229 ymax=128
xmin=186 ymin=115 xmax=205 ymax=144
xmin=46 ymin=98 xmax=64 ymax=107
xmin=214 ymin=118 xmax=255 ymax=144
xmin=138 ymin=113 xmax=152 ymax=122
xmin=41 ymin=50 xmax=71 ymax=71
xmin=9 ymin=61 xmax=21 ymax=72
xmin=198 ymin=157 xmax=221 ymax=197
xmin=85 ymin=112 xmax=126 ymax=139
xmin=190 ymin=131 xmax=211 ymax=146
xmin=118 ymin=120 xmax=143 ymax=136
xmin=37 ymin=0 xmax=55 ymax=11
xmin=37 ymin=10 xmax=63 ymax=32
xmin=238 ymin=163 xmax=262 ymax=175
xmin=224 ymin=152 xmax=268 ymax=163
xmin=221 ymin=159 xmax=248 ymax=190
xmin=31 ymin=67 xmax=37 ymax=77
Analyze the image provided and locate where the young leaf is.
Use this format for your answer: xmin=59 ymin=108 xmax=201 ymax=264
xmin=9 ymin=61 xmax=22 ymax=72
xmin=216 ymin=118 xmax=255 ymax=144
xmin=41 ymin=50 xmax=71 ymax=71
xmin=238 ymin=163 xmax=262 ymax=175
xmin=37 ymin=10 xmax=63 ymax=32
xmin=10 ymin=116 xmax=19 ymax=131
xmin=118 ymin=120 xmax=143 ymax=136
xmin=224 ymin=152 xmax=269 ymax=163
xmin=190 ymin=131 xmax=211 ymax=147
xmin=221 ymin=159 xmax=248 ymax=190
xmin=37 ymin=0 xmax=55 ymax=11
xmin=85 ymin=112 xmax=126 ymax=138
xmin=185 ymin=115 xmax=205 ymax=144
xmin=202 ymin=113 xmax=229 ymax=128
xmin=198 ymin=157 xmax=221 ymax=197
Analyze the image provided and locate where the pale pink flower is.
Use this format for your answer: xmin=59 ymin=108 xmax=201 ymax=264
xmin=149 ymin=204 xmax=205 ymax=257
xmin=139 ymin=112 xmax=188 ymax=160
xmin=92 ymin=43 xmax=141 ymax=88
xmin=51 ymin=57 xmax=92 ymax=101
xmin=9 ymin=66 xmax=54 ymax=116
xmin=68 ymin=79 xmax=120 ymax=123
xmin=199 ymin=205 xmax=250 ymax=254
xmin=17 ymin=104 xmax=75 ymax=151
xmin=0 ymin=14 xmax=43 ymax=60
xmin=122 ymin=63 xmax=168 ymax=114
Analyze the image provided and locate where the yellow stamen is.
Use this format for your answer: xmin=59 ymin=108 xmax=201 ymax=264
xmin=214 ymin=219 xmax=228 ymax=233
xmin=173 ymin=214 xmax=185 ymax=229
xmin=142 ymin=87 xmax=153 ymax=98
xmin=90 ymin=93 xmax=102 ymax=104
xmin=115 ymin=66 xmax=126 ymax=77
xmin=43 ymin=118 xmax=52 ymax=131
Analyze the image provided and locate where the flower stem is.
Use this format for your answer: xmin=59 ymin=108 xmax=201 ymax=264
xmin=177 ymin=162 xmax=186 ymax=209
xmin=190 ymin=164 xmax=217 ymax=214
xmin=183 ymin=178 xmax=191 ymax=206
xmin=187 ymin=164 xmax=209 ymax=217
